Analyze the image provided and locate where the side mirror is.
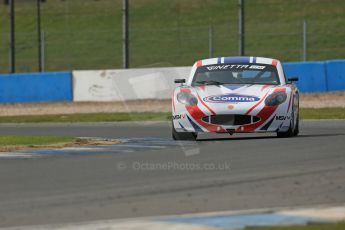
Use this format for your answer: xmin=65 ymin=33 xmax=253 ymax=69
xmin=174 ymin=79 xmax=186 ymax=84
xmin=287 ymin=77 xmax=298 ymax=82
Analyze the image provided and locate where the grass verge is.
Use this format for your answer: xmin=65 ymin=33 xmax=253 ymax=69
xmin=0 ymin=112 xmax=171 ymax=123
xmin=0 ymin=108 xmax=344 ymax=123
xmin=0 ymin=136 xmax=120 ymax=152
xmin=0 ymin=136 xmax=75 ymax=146
xmin=247 ymin=222 xmax=345 ymax=230
xmin=300 ymin=108 xmax=345 ymax=120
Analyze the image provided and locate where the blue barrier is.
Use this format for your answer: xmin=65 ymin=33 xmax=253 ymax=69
xmin=283 ymin=59 xmax=345 ymax=93
xmin=325 ymin=60 xmax=345 ymax=91
xmin=283 ymin=61 xmax=327 ymax=93
xmin=0 ymin=72 xmax=72 ymax=103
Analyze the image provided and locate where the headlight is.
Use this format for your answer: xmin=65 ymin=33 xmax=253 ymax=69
xmin=265 ymin=92 xmax=287 ymax=106
xmin=176 ymin=92 xmax=198 ymax=106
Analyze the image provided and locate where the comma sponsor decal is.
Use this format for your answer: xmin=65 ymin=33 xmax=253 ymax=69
xmin=203 ymin=94 xmax=260 ymax=103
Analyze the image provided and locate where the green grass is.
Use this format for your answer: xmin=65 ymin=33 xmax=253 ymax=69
xmin=247 ymin=222 xmax=345 ymax=230
xmin=300 ymin=108 xmax=345 ymax=120
xmin=0 ymin=108 xmax=344 ymax=123
xmin=0 ymin=112 xmax=171 ymax=123
xmin=0 ymin=0 xmax=345 ymax=73
xmin=0 ymin=136 xmax=76 ymax=146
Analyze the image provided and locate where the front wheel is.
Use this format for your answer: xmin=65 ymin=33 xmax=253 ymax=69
xmin=277 ymin=123 xmax=294 ymax=138
xmin=277 ymin=109 xmax=299 ymax=138
xmin=172 ymin=122 xmax=197 ymax=141
xmin=293 ymin=113 xmax=299 ymax=136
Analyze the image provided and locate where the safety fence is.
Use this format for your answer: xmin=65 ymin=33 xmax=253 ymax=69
xmin=1 ymin=1 xmax=345 ymax=73
xmin=0 ymin=60 xmax=344 ymax=104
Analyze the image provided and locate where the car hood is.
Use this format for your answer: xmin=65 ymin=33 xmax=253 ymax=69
xmin=193 ymin=84 xmax=277 ymax=114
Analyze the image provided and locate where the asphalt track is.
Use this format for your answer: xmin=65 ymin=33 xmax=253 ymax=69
xmin=0 ymin=120 xmax=344 ymax=228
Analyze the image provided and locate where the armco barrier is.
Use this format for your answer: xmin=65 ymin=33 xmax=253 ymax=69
xmin=0 ymin=72 xmax=72 ymax=103
xmin=283 ymin=61 xmax=328 ymax=93
xmin=283 ymin=59 xmax=345 ymax=93
xmin=325 ymin=60 xmax=345 ymax=91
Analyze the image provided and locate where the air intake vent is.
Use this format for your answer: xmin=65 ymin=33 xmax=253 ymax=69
xmin=202 ymin=114 xmax=260 ymax=126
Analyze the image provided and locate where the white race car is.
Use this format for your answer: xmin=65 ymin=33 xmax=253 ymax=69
xmin=172 ymin=56 xmax=299 ymax=140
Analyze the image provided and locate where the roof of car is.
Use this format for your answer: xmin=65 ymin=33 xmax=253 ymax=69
xmin=195 ymin=56 xmax=279 ymax=67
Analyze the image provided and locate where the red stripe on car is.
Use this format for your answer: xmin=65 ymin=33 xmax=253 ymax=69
xmin=237 ymin=105 xmax=278 ymax=132
xmin=274 ymin=87 xmax=286 ymax=93
xmin=196 ymin=94 xmax=216 ymax=115
xmin=180 ymin=88 xmax=191 ymax=93
xmin=240 ymin=88 xmax=286 ymax=132
xmin=198 ymin=85 xmax=206 ymax=91
xmin=245 ymin=92 xmax=269 ymax=115
xmin=196 ymin=60 xmax=203 ymax=68
xmin=186 ymin=105 xmax=226 ymax=133
xmin=261 ymin=85 xmax=271 ymax=91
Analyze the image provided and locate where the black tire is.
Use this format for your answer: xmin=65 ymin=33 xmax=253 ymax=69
xmin=293 ymin=113 xmax=299 ymax=136
xmin=277 ymin=122 xmax=294 ymax=138
xmin=172 ymin=121 xmax=197 ymax=141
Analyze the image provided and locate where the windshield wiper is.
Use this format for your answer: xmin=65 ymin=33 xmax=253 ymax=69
xmin=195 ymin=80 xmax=223 ymax=85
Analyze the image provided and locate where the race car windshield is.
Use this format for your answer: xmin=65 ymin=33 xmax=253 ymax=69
xmin=192 ymin=64 xmax=280 ymax=86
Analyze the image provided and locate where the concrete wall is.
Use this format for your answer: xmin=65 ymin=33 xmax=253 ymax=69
xmin=72 ymin=67 xmax=190 ymax=102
